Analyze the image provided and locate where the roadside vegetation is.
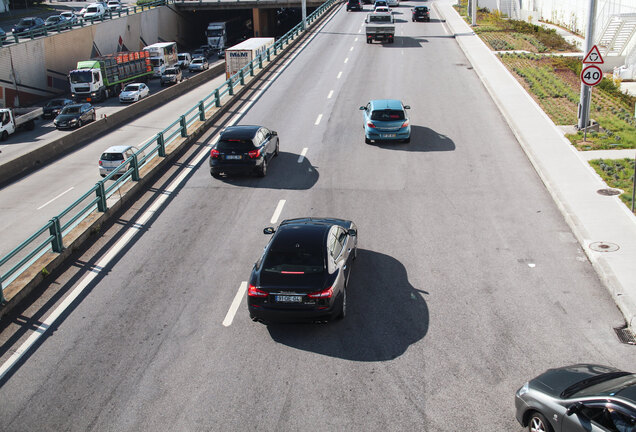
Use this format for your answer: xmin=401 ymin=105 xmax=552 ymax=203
xmin=589 ymin=159 xmax=635 ymax=210
xmin=453 ymin=0 xmax=636 ymax=152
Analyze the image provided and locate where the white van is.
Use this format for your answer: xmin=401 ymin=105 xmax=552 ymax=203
xmin=99 ymin=145 xmax=142 ymax=177
xmin=83 ymin=3 xmax=107 ymax=20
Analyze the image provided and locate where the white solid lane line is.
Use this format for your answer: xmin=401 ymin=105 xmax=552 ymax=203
xmin=328 ymin=90 xmax=334 ymax=99
xmin=337 ymin=71 xmax=343 ymax=79
xmin=298 ymin=148 xmax=308 ymax=163
xmin=37 ymin=187 xmax=74 ymax=210
xmin=222 ymin=281 xmax=248 ymax=327
xmin=271 ymin=200 xmax=286 ymax=224
xmin=315 ymin=114 xmax=323 ymax=125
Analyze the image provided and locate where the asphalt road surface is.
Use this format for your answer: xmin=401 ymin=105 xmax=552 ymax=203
xmin=0 ymin=2 xmax=632 ymax=431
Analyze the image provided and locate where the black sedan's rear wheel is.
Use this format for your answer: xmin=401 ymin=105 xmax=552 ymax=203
xmin=258 ymin=159 xmax=267 ymax=177
xmin=528 ymin=412 xmax=552 ymax=432
xmin=334 ymin=289 xmax=347 ymax=320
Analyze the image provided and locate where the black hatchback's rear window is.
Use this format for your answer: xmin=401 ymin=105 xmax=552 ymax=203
xmin=101 ymin=152 xmax=125 ymax=161
xmin=217 ymin=139 xmax=255 ymax=152
xmin=415 ymin=6 xmax=428 ymax=11
xmin=371 ymin=109 xmax=405 ymax=121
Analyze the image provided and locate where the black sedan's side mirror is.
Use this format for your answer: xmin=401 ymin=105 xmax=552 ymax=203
xmin=263 ymin=227 xmax=275 ymax=235
xmin=348 ymin=229 xmax=357 ymax=236
xmin=566 ymin=402 xmax=584 ymax=416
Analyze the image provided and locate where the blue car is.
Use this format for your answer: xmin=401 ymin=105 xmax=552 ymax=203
xmin=360 ymin=99 xmax=411 ymax=143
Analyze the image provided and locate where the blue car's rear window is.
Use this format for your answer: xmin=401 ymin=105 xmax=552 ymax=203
xmin=371 ymin=109 xmax=405 ymax=121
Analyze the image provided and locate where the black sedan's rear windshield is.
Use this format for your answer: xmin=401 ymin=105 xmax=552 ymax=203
xmin=263 ymin=248 xmax=325 ymax=274
xmin=371 ymin=109 xmax=405 ymax=121
xmin=217 ymin=139 xmax=255 ymax=152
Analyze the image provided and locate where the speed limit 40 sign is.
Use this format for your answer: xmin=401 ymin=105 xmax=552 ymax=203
xmin=581 ymin=65 xmax=603 ymax=86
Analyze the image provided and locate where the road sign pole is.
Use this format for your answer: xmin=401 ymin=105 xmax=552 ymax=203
xmin=577 ymin=0 xmax=598 ymax=130
xmin=471 ymin=0 xmax=477 ymax=26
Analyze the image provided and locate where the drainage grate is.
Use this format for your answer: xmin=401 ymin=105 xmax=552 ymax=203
xmin=589 ymin=242 xmax=620 ymax=252
xmin=597 ymin=188 xmax=622 ymax=196
xmin=614 ymin=326 xmax=636 ymax=345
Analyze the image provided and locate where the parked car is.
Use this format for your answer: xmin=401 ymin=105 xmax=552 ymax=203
xmin=99 ymin=145 xmax=142 ymax=177
xmin=209 ymin=125 xmax=279 ymax=177
xmin=107 ymin=0 xmax=122 ymax=11
xmin=53 ymin=103 xmax=96 ymax=130
xmin=176 ymin=53 xmax=192 ymax=69
xmin=360 ymin=99 xmax=411 ymax=143
xmin=45 ymin=15 xmax=70 ymax=29
xmin=0 ymin=27 xmax=6 ymax=44
xmin=11 ymin=17 xmax=46 ymax=36
xmin=347 ymin=0 xmax=363 ymax=11
xmin=119 ymin=83 xmax=149 ymax=103
xmin=42 ymin=98 xmax=74 ymax=120
xmin=83 ymin=4 xmax=107 ymax=20
xmin=515 ymin=364 xmax=636 ymax=432
xmin=412 ymin=6 xmax=430 ymax=22
xmin=59 ymin=11 xmax=79 ymax=24
xmin=189 ymin=57 xmax=209 ymax=72
xmin=247 ymin=217 xmax=358 ymax=323
xmin=160 ymin=67 xmax=182 ymax=86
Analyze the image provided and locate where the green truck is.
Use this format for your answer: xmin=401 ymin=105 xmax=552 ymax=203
xmin=69 ymin=51 xmax=153 ymax=102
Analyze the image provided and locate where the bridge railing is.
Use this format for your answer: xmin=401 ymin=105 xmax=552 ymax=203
xmin=0 ymin=0 xmax=340 ymax=302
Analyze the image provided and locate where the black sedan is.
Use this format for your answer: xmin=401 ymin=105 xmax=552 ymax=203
xmin=209 ymin=125 xmax=279 ymax=178
xmin=515 ymin=364 xmax=636 ymax=432
xmin=53 ymin=103 xmax=96 ymax=130
xmin=247 ymin=217 xmax=358 ymax=323
xmin=42 ymin=98 xmax=74 ymax=119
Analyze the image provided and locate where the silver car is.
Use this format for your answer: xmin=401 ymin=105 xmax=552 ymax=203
xmin=188 ymin=57 xmax=209 ymax=72
xmin=515 ymin=364 xmax=636 ymax=432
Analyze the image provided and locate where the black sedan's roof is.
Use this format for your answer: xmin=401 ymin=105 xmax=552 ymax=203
xmin=220 ymin=125 xmax=261 ymax=140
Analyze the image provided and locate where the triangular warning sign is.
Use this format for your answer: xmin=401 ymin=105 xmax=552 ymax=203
xmin=583 ymin=45 xmax=604 ymax=64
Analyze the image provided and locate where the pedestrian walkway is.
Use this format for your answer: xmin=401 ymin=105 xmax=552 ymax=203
xmin=436 ymin=0 xmax=636 ymax=331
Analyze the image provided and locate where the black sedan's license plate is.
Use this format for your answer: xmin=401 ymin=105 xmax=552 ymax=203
xmin=225 ymin=155 xmax=242 ymax=160
xmin=275 ymin=295 xmax=302 ymax=303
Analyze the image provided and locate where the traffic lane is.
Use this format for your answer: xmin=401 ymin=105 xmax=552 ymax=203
xmin=0 ymin=68 xmax=228 ymax=258
xmin=0 ymin=61 xmax=222 ymax=162
xmin=1 ymin=4 xmax=633 ymax=431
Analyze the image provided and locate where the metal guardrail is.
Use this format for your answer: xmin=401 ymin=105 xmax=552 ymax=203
xmin=0 ymin=0 xmax=170 ymax=47
xmin=0 ymin=0 xmax=339 ymax=302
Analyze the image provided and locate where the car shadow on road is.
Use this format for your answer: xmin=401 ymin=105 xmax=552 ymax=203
xmin=369 ymin=125 xmax=456 ymax=152
xmin=266 ymin=249 xmax=429 ymax=362
xmin=212 ymin=151 xmax=319 ymax=190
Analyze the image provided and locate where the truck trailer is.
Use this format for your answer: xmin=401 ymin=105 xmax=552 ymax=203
xmin=69 ymin=51 xmax=152 ymax=102
xmin=0 ymin=107 xmax=44 ymax=140
xmin=225 ymin=38 xmax=275 ymax=79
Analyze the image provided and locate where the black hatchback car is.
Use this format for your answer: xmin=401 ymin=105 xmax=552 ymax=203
xmin=247 ymin=217 xmax=358 ymax=323
xmin=42 ymin=98 xmax=74 ymax=119
xmin=515 ymin=364 xmax=636 ymax=432
xmin=347 ymin=0 xmax=363 ymax=11
xmin=12 ymin=17 xmax=46 ymax=36
xmin=412 ymin=6 xmax=430 ymax=22
xmin=53 ymin=103 xmax=96 ymax=130
xmin=209 ymin=125 xmax=279 ymax=177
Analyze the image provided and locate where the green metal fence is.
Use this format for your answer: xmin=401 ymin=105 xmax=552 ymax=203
xmin=0 ymin=0 xmax=339 ymax=302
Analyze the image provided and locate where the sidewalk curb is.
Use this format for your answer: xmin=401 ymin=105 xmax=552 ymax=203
xmin=435 ymin=1 xmax=636 ymax=331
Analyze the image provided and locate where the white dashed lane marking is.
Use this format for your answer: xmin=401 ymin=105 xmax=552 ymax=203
xmin=271 ymin=200 xmax=286 ymax=223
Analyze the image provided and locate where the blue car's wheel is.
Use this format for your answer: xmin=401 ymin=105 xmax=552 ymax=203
xmin=365 ymin=137 xmax=371 ymax=144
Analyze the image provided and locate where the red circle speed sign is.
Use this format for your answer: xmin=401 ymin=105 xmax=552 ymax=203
xmin=581 ymin=65 xmax=603 ymax=86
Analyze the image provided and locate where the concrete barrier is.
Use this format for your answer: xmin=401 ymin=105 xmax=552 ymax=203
xmin=0 ymin=62 xmax=225 ymax=187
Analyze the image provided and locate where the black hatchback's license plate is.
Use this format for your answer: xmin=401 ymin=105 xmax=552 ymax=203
xmin=226 ymin=155 xmax=242 ymax=160
xmin=275 ymin=295 xmax=302 ymax=303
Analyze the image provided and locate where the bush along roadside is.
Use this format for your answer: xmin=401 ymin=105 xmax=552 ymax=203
xmin=590 ymin=158 xmax=636 ymax=213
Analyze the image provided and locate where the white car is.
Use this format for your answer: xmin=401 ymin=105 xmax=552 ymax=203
xmin=99 ymin=145 xmax=143 ymax=177
xmin=107 ymin=1 xmax=122 ymax=11
xmin=177 ymin=53 xmax=192 ymax=69
xmin=60 ymin=11 xmax=79 ymax=24
xmin=188 ymin=57 xmax=209 ymax=72
xmin=119 ymin=83 xmax=150 ymax=103
xmin=374 ymin=5 xmax=390 ymax=12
